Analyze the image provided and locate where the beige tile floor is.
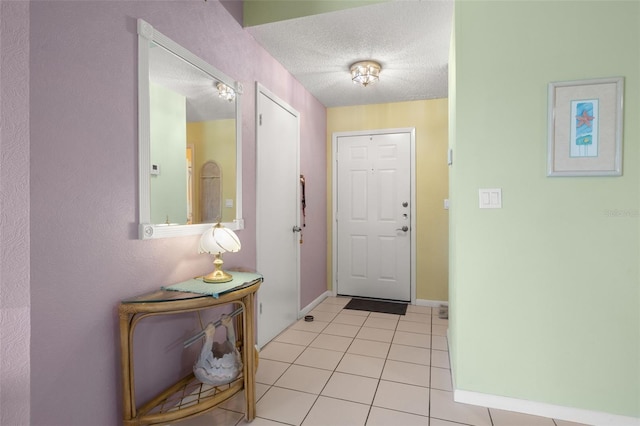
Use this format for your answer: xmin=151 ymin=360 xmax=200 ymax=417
xmin=177 ymin=296 xmax=588 ymax=426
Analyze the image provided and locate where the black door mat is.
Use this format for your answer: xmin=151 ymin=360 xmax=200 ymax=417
xmin=343 ymin=298 xmax=408 ymax=315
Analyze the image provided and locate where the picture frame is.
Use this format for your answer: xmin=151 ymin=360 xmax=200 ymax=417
xmin=547 ymin=77 xmax=623 ymax=176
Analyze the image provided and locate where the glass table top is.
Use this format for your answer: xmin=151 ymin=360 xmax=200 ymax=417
xmin=121 ymin=274 xmax=261 ymax=304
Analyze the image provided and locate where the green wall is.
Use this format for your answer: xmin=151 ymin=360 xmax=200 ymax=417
xmin=243 ymin=0 xmax=388 ymax=27
xmin=450 ymin=0 xmax=639 ymax=418
xmin=150 ymin=82 xmax=188 ymax=225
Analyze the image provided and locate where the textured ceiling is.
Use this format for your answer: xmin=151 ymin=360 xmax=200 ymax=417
xmin=247 ymin=0 xmax=453 ymax=108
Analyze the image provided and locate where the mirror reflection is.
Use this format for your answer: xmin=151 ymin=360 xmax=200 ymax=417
xmin=149 ymin=41 xmax=236 ymax=226
xmin=137 ymin=19 xmax=243 ymax=239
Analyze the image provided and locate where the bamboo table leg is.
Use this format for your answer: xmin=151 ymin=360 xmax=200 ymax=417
xmin=243 ymin=292 xmax=256 ymax=421
xmin=119 ymin=312 xmax=135 ymax=425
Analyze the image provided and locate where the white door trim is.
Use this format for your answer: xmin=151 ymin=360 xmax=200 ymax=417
xmin=332 ymin=128 xmax=416 ymax=304
xmin=255 ymin=82 xmax=301 ymax=346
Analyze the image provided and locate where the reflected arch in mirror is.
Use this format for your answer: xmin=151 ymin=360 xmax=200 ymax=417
xmin=137 ymin=19 xmax=243 ymax=239
xmin=200 ymin=161 xmax=222 ymax=224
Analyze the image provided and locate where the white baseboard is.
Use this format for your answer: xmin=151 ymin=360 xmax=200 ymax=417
xmin=299 ymin=291 xmax=331 ymax=317
xmin=454 ymin=387 xmax=639 ymax=426
xmin=415 ymin=298 xmax=448 ymax=307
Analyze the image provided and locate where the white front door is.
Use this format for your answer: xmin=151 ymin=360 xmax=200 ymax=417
xmin=256 ymin=84 xmax=300 ymax=348
xmin=335 ymin=130 xmax=413 ymax=302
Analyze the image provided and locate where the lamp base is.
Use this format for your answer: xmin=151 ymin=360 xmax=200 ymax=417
xmin=203 ymin=269 xmax=233 ymax=283
xmin=203 ymin=253 xmax=233 ymax=283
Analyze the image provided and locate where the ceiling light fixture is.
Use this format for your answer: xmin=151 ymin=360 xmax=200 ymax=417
xmin=350 ymin=60 xmax=381 ymax=87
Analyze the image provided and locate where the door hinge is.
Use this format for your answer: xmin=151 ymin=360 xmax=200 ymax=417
xmin=259 ymin=114 xmax=262 ymax=126
xmin=260 ymin=302 xmax=263 ymax=315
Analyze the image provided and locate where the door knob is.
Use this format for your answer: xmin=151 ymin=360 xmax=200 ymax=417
xmin=396 ymin=226 xmax=409 ymax=232
xmin=402 ymin=202 xmax=408 ymax=207
xmin=292 ymin=226 xmax=302 ymax=233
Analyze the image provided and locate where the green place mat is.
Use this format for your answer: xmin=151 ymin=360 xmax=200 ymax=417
xmin=162 ymin=272 xmax=262 ymax=298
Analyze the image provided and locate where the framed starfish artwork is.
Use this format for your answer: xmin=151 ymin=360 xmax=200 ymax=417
xmin=547 ymin=77 xmax=623 ymax=176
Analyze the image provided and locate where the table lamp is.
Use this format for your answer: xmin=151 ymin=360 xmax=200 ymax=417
xmin=199 ymin=223 xmax=241 ymax=283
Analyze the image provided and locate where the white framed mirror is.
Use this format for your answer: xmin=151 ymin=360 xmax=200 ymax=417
xmin=137 ymin=19 xmax=243 ymax=239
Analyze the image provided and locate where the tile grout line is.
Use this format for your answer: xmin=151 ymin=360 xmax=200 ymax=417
xmin=295 ymin=302 xmax=365 ymax=425
xmin=361 ymin=307 xmax=380 ymax=426
xmin=317 ymin=303 xmax=382 ymax=424
xmin=429 ymin=305 xmax=434 ymax=425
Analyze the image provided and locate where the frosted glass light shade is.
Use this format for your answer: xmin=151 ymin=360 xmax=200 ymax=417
xmin=199 ymin=227 xmax=221 ymax=254
xmin=199 ymin=225 xmax=241 ymax=254
xmin=213 ymin=226 xmax=241 ymax=253
xmin=199 ymin=224 xmax=241 ymax=284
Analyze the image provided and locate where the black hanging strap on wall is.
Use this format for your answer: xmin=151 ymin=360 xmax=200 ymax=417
xmin=300 ymin=174 xmax=306 ymax=228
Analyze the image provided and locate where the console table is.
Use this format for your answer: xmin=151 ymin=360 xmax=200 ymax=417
xmin=118 ymin=274 xmax=262 ymax=425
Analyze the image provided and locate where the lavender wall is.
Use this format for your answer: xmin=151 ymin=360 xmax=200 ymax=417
xmin=0 ymin=1 xmax=30 ymax=424
xmin=28 ymin=1 xmax=326 ymax=424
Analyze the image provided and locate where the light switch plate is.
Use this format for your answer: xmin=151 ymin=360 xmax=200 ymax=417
xmin=479 ymin=188 xmax=502 ymax=208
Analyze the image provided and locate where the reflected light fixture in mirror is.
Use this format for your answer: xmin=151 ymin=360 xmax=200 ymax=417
xmin=216 ymin=82 xmax=236 ymax=102
xmin=137 ymin=19 xmax=244 ymax=239
xmin=199 ymin=223 xmax=241 ymax=283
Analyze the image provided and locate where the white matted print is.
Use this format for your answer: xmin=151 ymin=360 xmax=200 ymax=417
xmin=547 ymin=77 xmax=623 ymax=176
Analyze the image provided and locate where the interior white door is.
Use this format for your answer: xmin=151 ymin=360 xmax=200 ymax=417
xmin=256 ymin=84 xmax=300 ymax=348
xmin=336 ymin=132 xmax=411 ymax=301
